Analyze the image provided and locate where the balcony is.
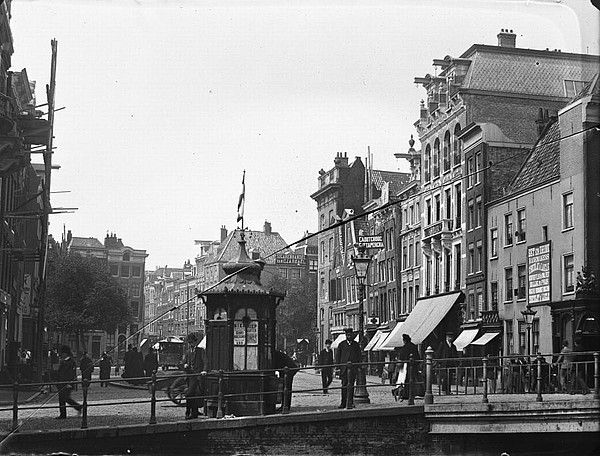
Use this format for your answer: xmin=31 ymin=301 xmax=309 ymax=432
xmin=481 ymin=310 xmax=500 ymax=327
xmin=423 ymin=219 xmax=456 ymax=242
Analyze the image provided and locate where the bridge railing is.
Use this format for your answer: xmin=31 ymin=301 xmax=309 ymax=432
xmin=2 ymin=350 xmax=598 ymax=431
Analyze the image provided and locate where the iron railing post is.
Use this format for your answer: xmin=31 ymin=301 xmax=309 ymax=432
xmin=149 ymin=372 xmax=157 ymax=424
xmin=536 ymin=353 xmax=543 ymax=402
xmin=594 ymin=352 xmax=599 ymax=400
xmin=346 ymin=362 xmax=352 ymax=410
xmin=216 ymin=370 xmax=224 ymax=418
xmin=425 ymin=346 xmax=434 ymax=404
xmin=408 ymin=355 xmax=415 ymax=405
xmin=11 ymin=381 xmax=19 ymax=432
xmin=482 ymin=356 xmax=489 ymax=404
xmin=282 ymin=366 xmax=290 ymax=414
xmin=81 ymin=379 xmax=89 ymax=429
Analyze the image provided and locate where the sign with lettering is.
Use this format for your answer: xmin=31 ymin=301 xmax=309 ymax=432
xmin=357 ymin=235 xmax=384 ymax=249
xmin=275 ymin=254 xmax=306 ymax=266
xmin=527 ymin=241 xmax=551 ymax=304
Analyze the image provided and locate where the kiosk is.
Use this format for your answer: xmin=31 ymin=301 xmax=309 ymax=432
xmin=202 ymin=231 xmax=285 ymax=416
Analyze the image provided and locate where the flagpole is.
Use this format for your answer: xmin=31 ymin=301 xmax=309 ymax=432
xmin=237 ymin=170 xmax=246 ymax=238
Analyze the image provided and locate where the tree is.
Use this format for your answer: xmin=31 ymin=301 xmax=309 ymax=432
xmin=268 ymin=273 xmax=317 ymax=353
xmin=45 ymin=253 xmax=132 ymax=356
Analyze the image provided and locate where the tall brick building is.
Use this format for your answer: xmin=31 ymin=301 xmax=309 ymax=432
xmin=411 ymin=30 xmax=600 ymax=354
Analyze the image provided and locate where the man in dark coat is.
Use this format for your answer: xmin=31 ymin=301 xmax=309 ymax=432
xmin=79 ymin=352 xmax=93 ymax=384
xmin=182 ymin=333 xmax=208 ymax=419
xmin=143 ymin=348 xmax=159 ymax=378
xmin=273 ymin=349 xmax=299 ymax=411
xmin=99 ymin=352 xmax=112 ymax=387
xmin=334 ymin=328 xmax=362 ymax=409
xmin=56 ymin=345 xmax=81 ymax=419
xmin=435 ymin=332 xmax=458 ymax=394
xmin=318 ymin=339 xmax=334 ymax=394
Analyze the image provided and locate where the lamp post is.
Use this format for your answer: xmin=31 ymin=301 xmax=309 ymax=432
xmin=521 ymin=306 xmax=537 ymax=357
xmin=352 ymin=244 xmax=372 ymax=404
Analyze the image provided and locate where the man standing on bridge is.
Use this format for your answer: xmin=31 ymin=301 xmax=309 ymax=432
xmin=318 ymin=339 xmax=334 ymax=394
xmin=335 ymin=328 xmax=361 ymax=409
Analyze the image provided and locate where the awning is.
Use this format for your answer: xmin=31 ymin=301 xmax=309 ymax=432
xmin=330 ymin=333 xmax=346 ymax=349
xmin=372 ymin=331 xmax=393 ymax=351
xmin=198 ymin=337 xmax=206 ymax=349
xmin=139 ymin=338 xmax=148 ymax=348
xmin=453 ymin=329 xmax=480 ymax=352
xmin=364 ymin=330 xmax=384 ymax=351
xmin=398 ymin=291 xmax=464 ymax=344
xmin=377 ymin=322 xmax=406 ymax=350
xmin=470 ymin=332 xmax=500 ymax=346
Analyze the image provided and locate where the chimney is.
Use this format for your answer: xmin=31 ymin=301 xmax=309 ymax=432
xmin=220 ymin=225 xmax=228 ymax=241
xmin=67 ymin=230 xmax=72 ymax=244
xmin=333 ymin=152 xmax=349 ymax=167
xmin=497 ymin=29 xmax=516 ymax=48
xmin=264 ymin=220 xmax=272 ymax=235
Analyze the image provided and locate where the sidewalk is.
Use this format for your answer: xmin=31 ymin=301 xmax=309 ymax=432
xmin=0 ymin=385 xmax=43 ymax=406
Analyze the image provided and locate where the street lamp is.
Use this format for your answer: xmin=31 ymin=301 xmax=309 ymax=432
xmin=521 ymin=306 xmax=537 ymax=357
xmin=352 ymin=244 xmax=372 ymax=404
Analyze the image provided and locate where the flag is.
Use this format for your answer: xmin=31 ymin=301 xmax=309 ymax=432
xmin=237 ymin=170 xmax=245 ymax=223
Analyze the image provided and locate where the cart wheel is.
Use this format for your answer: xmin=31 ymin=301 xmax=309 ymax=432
xmin=167 ymin=378 xmax=187 ymax=406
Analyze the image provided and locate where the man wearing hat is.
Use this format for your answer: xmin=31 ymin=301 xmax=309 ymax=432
xmin=435 ymin=332 xmax=458 ymax=394
xmin=334 ymin=328 xmax=362 ymax=409
xmin=182 ymin=333 xmax=208 ymax=419
xmin=318 ymin=339 xmax=334 ymax=394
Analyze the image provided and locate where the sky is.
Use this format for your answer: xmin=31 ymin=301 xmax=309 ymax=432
xmin=8 ymin=0 xmax=600 ymax=269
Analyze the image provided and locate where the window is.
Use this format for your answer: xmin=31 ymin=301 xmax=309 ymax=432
xmin=505 ymin=320 xmax=514 ymax=355
xmin=468 ymin=243 xmax=475 ymax=274
xmin=468 ymin=292 xmax=475 ymax=320
xmin=402 ymin=246 xmax=408 ymax=270
xmin=309 ymin=259 xmax=318 ymax=272
xmin=475 ymin=152 xmax=482 ymax=184
xmin=110 ymin=264 xmax=119 ymax=276
xmin=132 ymin=266 xmax=141 ymax=277
xmin=426 ymin=199 xmax=432 ymax=225
xmin=467 ymin=156 xmax=474 ymax=187
xmin=130 ymin=301 xmax=139 ymax=317
xmin=564 ymin=79 xmax=586 ymax=98
xmin=123 ymin=252 xmax=130 ymax=261
xmin=491 ymin=282 xmax=498 ymax=311
xmin=425 ymin=144 xmax=431 ymax=182
xmin=443 ymin=131 xmax=451 ymax=172
xmin=476 ymin=241 xmax=483 ymax=272
xmin=455 ymin=184 xmax=462 ymax=226
xmin=320 ymin=241 xmax=325 ymax=262
xmin=564 ymin=254 xmax=574 ymax=293
xmin=280 ymin=268 xmax=288 ymax=279
xmin=477 ymin=289 xmax=483 ymax=315
xmin=505 ymin=267 xmax=513 ymax=301
xmin=563 ymin=192 xmax=573 ymax=229
xmin=291 ymin=269 xmax=301 ymax=279
xmin=517 ymin=209 xmax=526 ymax=242
xmin=121 ymin=265 xmax=130 ymax=277
xmin=445 ymin=188 xmax=452 ymax=220
xmin=505 ymin=213 xmax=513 ymax=246
xmin=328 ymin=238 xmax=333 ymax=261
xmin=518 ymin=321 xmax=526 ymax=355
xmin=542 ymin=225 xmax=548 ymax=242
xmin=476 ymin=197 xmax=482 ymax=228
xmin=468 ymin=199 xmax=474 ymax=230
xmin=490 ymin=229 xmax=498 ymax=257
xmin=131 ymin=283 xmax=140 ymax=297
xmin=453 ymin=123 xmax=462 ymax=166
xmin=415 ymin=241 xmax=421 ymax=266
xmin=433 ymin=138 xmax=440 ymax=178
xmin=517 ymin=265 xmax=526 ymax=299
xmin=435 ymin=195 xmax=441 ymax=222
xmin=532 ymin=319 xmax=540 ymax=354
xmin=408 ymin=242 xmax=414 ymax=267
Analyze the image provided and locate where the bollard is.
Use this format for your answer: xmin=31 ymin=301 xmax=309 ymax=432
xmin=201 ymin=371 xmax=207 ymax=415
xmin=216 ymin=370 xmax=224 ymax=418
xmin=425 ymin=346 xmax=434 ymax=404
xmin=482 ymin=356 xmax=489 ymax=404
xmin=536 ymin=353 xmax=543 ymax=402
xmin=282 ymin=366 xmax=290 ymax=414
xmin=81 ymin=379 xmax=89 ymax=429
xmin=407 ymin=355 xmax=415 ymax=405
xmin=594 ymin=352 xmax=599 ymax=400
xmin=12 ymin=381 xmax=19 ymax=432
xmin=346 ymin=362 xmax=353 ymax=410
xmin=149 ymin=372 xmax=157 ymax=424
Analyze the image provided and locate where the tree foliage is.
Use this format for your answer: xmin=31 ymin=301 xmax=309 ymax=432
xmin=268 ymin=273 xmax=317 ymax=350
xmin=45 ymin=253 xmax=132 ymax=347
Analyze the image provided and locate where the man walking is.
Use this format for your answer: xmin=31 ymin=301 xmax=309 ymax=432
xmin=79 ymin=351 xmax=93 ymax=385
xmin=334 ymin=328 xmax=362 ymax=409
xmin=182 ymin=333 xmax=208 ymax=419
xmin=318 ymin=339 xmax=334 ymax=394
xmin=56 ymin=345 xmax=81 ymax=419
xmin=435 ymin=332 xmax=458 ymax=394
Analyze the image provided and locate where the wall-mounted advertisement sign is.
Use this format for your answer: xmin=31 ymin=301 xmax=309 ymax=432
xmin=527 ymin=241 xmax=551 ymax=304
xmin=357 ymin=235 xmax=384 ymax=249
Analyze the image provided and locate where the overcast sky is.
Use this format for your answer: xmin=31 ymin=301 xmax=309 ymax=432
xmin=8 ymin=0 xmax=599 ymax=269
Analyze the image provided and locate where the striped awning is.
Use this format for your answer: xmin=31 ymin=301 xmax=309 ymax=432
xmin=470 ymin=332 xmax=500 ymax=346
xmin=372 ymin=331 xmax=393 ymax=351
xmin=330 ymin=333 xmax=347 ymax=349
xmin=453 ymin=329 xmax=480 ymax=352
xmin=377 ymin=322 xmax=405 ymax=350
xmin=364 ymin=330 xmax=384 ymax=351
